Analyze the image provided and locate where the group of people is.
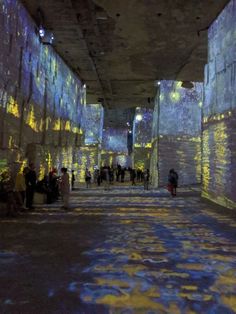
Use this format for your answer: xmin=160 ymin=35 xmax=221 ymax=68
xmin=0 ymin=164 xmax=72 ymax=217
xmin=0 ymin=163 xmax=37 ymax=217
xmin=83 ymin=165 xmax=151 ymax=190
xmin=0 ymin=162 xmax=179 ymax=216
xmin=84 ymin=166 xmax=178 ymax=195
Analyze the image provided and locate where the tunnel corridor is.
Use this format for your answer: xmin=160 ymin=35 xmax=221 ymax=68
xmin=1 ymin=0 xmax=236 ymax=312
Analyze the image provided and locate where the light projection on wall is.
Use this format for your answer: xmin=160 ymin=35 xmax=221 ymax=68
xmin=0 ymin=0 xmax=85 ymax=172
xmin=133 ymin=107 xmax=153 ymax=148
xmin=150 ymin=80 xmax=203 ymax=186
xmin=159 ymin=81 xmax=202 ymax=137
xmin=132 ymin=107 xmax=153 ymax=171
xmin=0 ymin=0 xmax=84 ymax=133
xmin=101 ymin=152 xmax=131 ymax=168
xmin=203 ymin=0 xmax=236 ymax=209
xmin=77 ymin=147 xmax=99 ymax=182
xmin=102 ymin=128 xmax=128 ymax=154
xmin=204 ymin=0 xmax=236 ymax=118
xmin=80 ymin=104 xmax=104 ymax=145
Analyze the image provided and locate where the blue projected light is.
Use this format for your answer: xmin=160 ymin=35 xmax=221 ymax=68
xmin=102 ymin=128 xmax=128 ymax=153
xmin=80 ymin=104 xmax=104 ymax=145
xmin=133 ymin=108 xmax=153 ymax=147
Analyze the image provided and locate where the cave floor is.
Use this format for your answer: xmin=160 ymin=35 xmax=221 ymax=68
xmin=0 ymin=185 xmax=236 ymax=314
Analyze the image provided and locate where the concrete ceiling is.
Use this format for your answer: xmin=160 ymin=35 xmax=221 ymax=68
xmin=22 ymin=0 xmax=229 ymax=126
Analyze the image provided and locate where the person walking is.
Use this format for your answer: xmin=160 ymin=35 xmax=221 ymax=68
xmin=60 ymin=167 xmax=70 ymax=209
xmin=25 ymin=163 xmax=37 ymax=210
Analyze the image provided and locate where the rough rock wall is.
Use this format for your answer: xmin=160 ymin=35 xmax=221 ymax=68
xmin=0 ymin=0 xmax=85 ymax=177
xmin=151 ymin=81 xmax=202 ymax=187
xmin=202 ymin=0 xmax=236 ymax=209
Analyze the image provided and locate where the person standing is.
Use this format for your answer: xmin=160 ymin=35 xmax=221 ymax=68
xmin=131 ymin=169 xmax=136 ymax=186
xmin=25 ymin=163 xmax=37 ymax=210
xmin=97 ymin=169 xmax=101 ymax=186
xmin=60 ymin=167 xmax=70 ymax=209
xmin=15 ymin=167 xmax=28 ymax=209
xmin=103 ymin=166 xmax=110 ymax=190
xmin=121 ymin=168 xmax=125 ymax=183
xmin=2 ymin=170 xmax=18 ymax=217
xmin=85 ymin=168 xmax=92 ymax=188
xmin=168 ymin=169 xmax=178 ymax=196
xmin=144 ymin=169 xmax=150 ymax=190
xmin=71 ymin=170 xmax=75 ymax=191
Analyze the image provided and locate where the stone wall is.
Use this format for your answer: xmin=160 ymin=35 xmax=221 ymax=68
xmin=202 ymin=0 xmax=236 ymax=209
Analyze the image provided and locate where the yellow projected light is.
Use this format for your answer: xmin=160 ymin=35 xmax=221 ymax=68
xmin=170 ymin=91 xmax=181 ymax=102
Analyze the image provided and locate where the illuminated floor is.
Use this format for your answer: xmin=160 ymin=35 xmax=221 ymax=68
xmin=0 ymin=186 xmax=236 ymax=313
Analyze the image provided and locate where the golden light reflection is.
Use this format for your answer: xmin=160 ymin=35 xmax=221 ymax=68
xmin=134 ymin=160 xmax=145 ymax=171
xmin=72 ymin=126 xmax=79 ymax=134
xmin=65 ymin=120 xmax=71 ymax=131
xmin=26 ymin=105 xmax=38 ymax=132
xmin=39 ymin=118 xmax=43 ymax=132
xmin=53 ymin=118 xmax=60 ymax=131
xmin=46 ymin=117 xmax=51 ymax=130
xmin=176 ymin=81 xmax=182 ymax=89
xmin=46 ymin=152 xmax=52 ymax=172
xmin=202 ymin=129 xmax=210 ymax=192
xmin=78 ymin=147 xmax=97 ymax=182
xmin=213 ymin=122 xmax=229 ymax=204
xmin=96 ymin=286 xmax=163 ymax=311
xmin=38 ymin=163 xmax=46 ymax=181
xmin=203 ymin=111 xmax=232 ymax=124
xmin=170 ymin=91 xmax=181 ymax=102
xmin=7 ymin=96 xmax=20 ymax=118
xmin=194 ymin=142 xmax=201 ymax=181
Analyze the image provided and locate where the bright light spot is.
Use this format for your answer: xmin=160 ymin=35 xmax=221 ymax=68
xmin=176 ymin=82 xmax=182 ymax=89
xmin=136 ymin=114 xmax=142 ymax=121
xmin=170 ymin=91 xmax=181 ymax=102
xmin=39 ymin=26 xmax=45 ymax=38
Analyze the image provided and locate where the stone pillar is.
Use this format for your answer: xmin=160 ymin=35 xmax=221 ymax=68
xmin=150 ymin=91 xmax=160 ymax=188
xmin=132 ymin=108 xmax=153 ymax=171
xmin=151 ymin=81 xmax=203 ymax=187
